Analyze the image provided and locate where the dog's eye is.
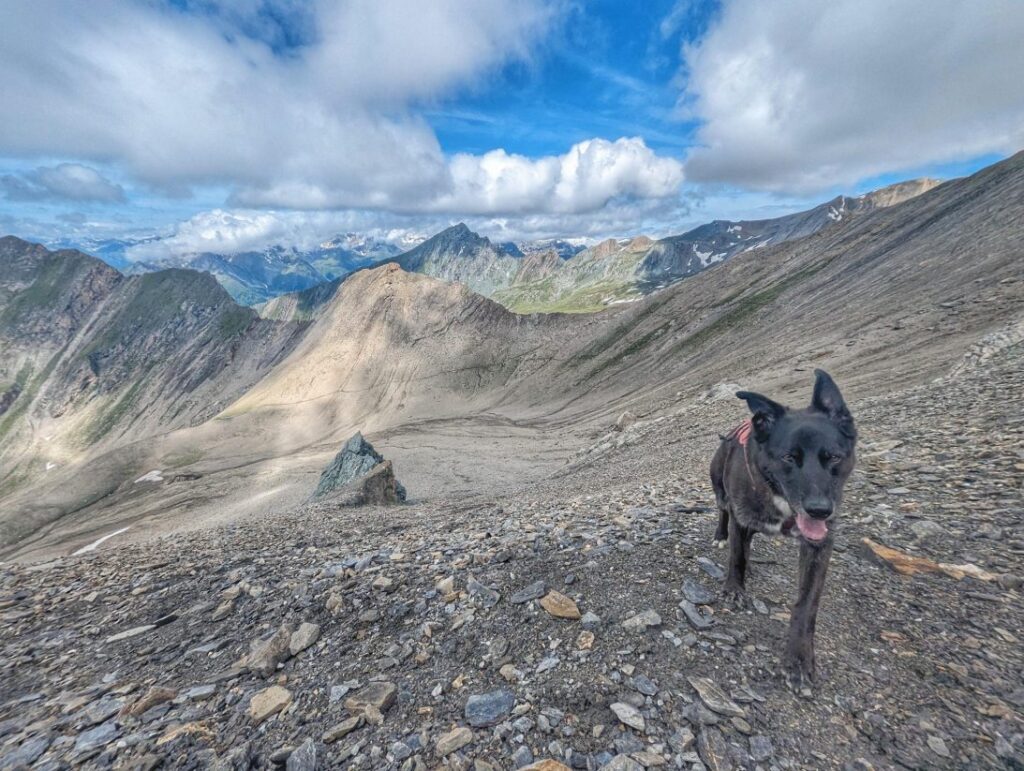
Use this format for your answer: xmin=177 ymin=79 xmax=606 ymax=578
xmin=782 ymin=451 xmax=801 ymax=466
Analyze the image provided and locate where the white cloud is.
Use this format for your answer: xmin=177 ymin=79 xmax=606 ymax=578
xmin=681 ymin=0 xmax=1024 ymax=191
xmin=1 ymin=163 xmax=125 ymax=202
xmin=440 ymin=137 xmax=684 ymax=214
xmin=0 ymin=1 xmax=684 ymax=216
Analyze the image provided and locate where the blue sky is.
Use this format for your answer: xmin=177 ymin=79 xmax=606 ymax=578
xmin=0 ymin=0 xmax=1021 ymax=259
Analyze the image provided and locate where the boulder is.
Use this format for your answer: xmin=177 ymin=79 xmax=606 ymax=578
xmin=313 ymin=432 xmax=406 ymax=504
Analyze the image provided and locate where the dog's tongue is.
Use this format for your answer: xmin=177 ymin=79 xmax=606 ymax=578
xmin=796 ymin=512 xmax=828 ymax=542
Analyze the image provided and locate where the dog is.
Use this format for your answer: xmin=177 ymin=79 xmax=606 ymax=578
xmin=709 ymin=369 xmax=856 ymax=691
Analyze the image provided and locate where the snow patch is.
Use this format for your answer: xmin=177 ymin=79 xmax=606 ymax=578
xmin=73 ymin=526 xmax=131 ymax=555
xmin=134 ymin=469 xmax=164 ymax=484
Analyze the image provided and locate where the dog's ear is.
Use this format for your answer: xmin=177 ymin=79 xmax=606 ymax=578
xmin=736 ymin=390 xmax=786 ymax=442
xmin=811 ymin=369 xmax=855 ymax=438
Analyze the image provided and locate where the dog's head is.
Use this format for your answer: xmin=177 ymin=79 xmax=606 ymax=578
xmin=736 ymin=369 xmax=856 ymax=543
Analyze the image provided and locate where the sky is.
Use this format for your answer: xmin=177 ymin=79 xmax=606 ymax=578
xmin=0 ymin=0 xmax=1022 ymax=260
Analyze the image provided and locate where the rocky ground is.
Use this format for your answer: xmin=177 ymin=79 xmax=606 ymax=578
xmin=1 ymin=343 xmax=1022 ymax=771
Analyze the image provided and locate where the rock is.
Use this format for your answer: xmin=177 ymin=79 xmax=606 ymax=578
xmin=467 ymin=574 xmax=500 ymax=606
xmin=576 ymin=630 xmax=595 ymax=650
xmin=511 ymin=580 xmax=547 ymax=604
xmin=344 ymin=681 xmax=397 ymax=714
xmin=687 ymin=677 xmax=745 ymax=717
xmin=696 ymin=557 xmax=725 ymax=580
xmin=615 ymin=411 xmax=638 ymax=431
xmin=622 ymin=609 xmax=661 ymax=630
xmin=75 ymin=720 xmax=121 ymax=754
xmin=631 ymin=674 xmax=658 ymax=696
xmin=682 ymin=578 xmax=716 ymax=605
xmin=122 ymin=685 xmax=176 ymax=717
xmin=860 ymin=538 xmax=997 ymax=581
xmin=313 ymin=432 xmax=406 ymax=502
xmin=286 ymin=738 xmax=318 ymax=771
xmin=680 ymin=600 xmax=714 ymax=629
xmin=539 ymin=590 xmax=581 ymax=619
xmin=705 ymin=383 xmax=744 ymax=402
xmin=436 ymin=726 xmax=474 ymax=756
xmin=185 ymin=684 xmax=217 ymax=701
xmin=0 ymin=735 xmax=51 ymax=767
xmin=580 ymin=611 xmax=602 ymax=629
xmin=697 ymin=727 xmax=734 ymax=771
xmin=241 ymin=624 xmax=293 ymax=677
xmin=249 ymin=686 xmax=292 ymax=724
xmin=323 ymin=716 xmax=363 ymax=744
xmin=609 ymin=702 xmax=645 ymax=731
xmin=910 ymin=519 xmax=946 ymax=540
xmin=927 ymin=736 xmax=952 ymax=759
xmin=519 ymin=762 xmax=572 ymax=771
xmin=372 ymin=575 xmax=397 ymax=592
xmin=289 ymin=623 xmax=321 ymax=656
xmin=465 ymin=689 xmax=516 ymax=727
xmin=749 ymin=735 xmax=773 ymax=762
xmin=601 ymin=755 xmax=644 ymax=771
xmin=105 ymin=624 xmax=155 ymax=643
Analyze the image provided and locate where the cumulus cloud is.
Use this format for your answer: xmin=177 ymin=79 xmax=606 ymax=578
xmin=681 ymin=0 xmax=1024 ymax=191
xmin=1 ymin=163 xmax=125 ymax=203
xmin=0 ymin=0 xmax=683 ymax=215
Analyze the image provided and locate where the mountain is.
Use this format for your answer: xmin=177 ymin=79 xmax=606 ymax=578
xmin=499 ymin=238 xmax=589 ymax=260
xmin=387 ymin=223 xmax=522 ymax=296
xmin=0 ymin=236 xmax=307 ymax=544
xmin=0 ymin=156 xmax=1019 ymax=559
xmin=0 ymin=155 xmax=1020 ymax=771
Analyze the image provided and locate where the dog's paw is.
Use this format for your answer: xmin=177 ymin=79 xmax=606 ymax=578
xmin=713 ymin=538 xmax=728 ymax=550
xmin=783 ymin=656 xmax=816 ymax=697
xmin=720 ymin=583 xmax=748 ymax=610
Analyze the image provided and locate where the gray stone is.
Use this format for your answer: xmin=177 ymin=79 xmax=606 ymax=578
xmin=680 ymin=600 xmax=714 ymax=629
xmin=749 ymin=735 xmax=773 ymax=762
xmin=286 ymin=738 xmax=317 ymax=771
xmin=696 ymin=557 xmax=725 ymax=580
xmin=688 ymin=677 xmax=745 ymax=717
xmin=75 ymin=721 xmax=120 ymax=754
xmin=697 ymin=727 xmax=734 ymax=771
xmin=313 ymin=433 xmax=406 ymax=501
xmin=510 ymin=580 xmax=546 ymax=604
xmin=465 ymin=689 xmax=516 ymax=727
xmin=0 ymin=735 xmax=51 ymax=768
xmin=622 ymin=609 xmax=661 ymax=630
xmin=682 ymin=578 xmax=716 ymax=605
xmin=631 ymin=674 xmax=658 ymax=696
xmin=609 ymin=702 xmax=645 ymax=731
xmin=289 ymin=622 xmax=321 ymax=656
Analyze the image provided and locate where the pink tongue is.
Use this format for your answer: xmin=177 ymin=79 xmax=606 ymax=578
xmin=796 ymin=512 xmax=828 ymax=541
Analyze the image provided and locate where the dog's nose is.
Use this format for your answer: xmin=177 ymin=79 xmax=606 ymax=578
xmin=804 ymin=499 xmax=833 ymax=519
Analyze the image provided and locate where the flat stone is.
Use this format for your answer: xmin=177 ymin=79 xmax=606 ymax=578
xmin=539 ymin=591 xmax=581 ymax=620
xmin=927 ymin=736 xmax=952 ymax=758
xmin=465 ymin=689 xmax=516 ymax=727
xmin=467 ymin=574 xmax=500 ymax=607
xmin=622 ymin=609 xmax=661 ymax=630
xmin=518 ymin=762 xmax=572 ymax=771
xmin=696 ymin=557 xmax=725 ymax=580
xmin=436 ymin=726 xmax=474 ymax=756
xmin=687 ymin=677 xmax=745 ymax=717
xmin=697 ymin=727 xmax=734 ymax=771
xmin=600 ymin=756 xmax=643 ymax=771
xmin=511 ymin=580 xmax=547 ymax=604
xmin=323 ymin=716 xmax=363 ymax=744
xmin=286 ymin=738 xmax=317 ymax=771
xmin=344 ymin=681 xmax=397 ymax=714
xmin=289 ymin=622 xmax=321 ymax=656
xmin=0 ymin=735 xmax=51 ymax=767
xmin=680 ymin=600 xmax=714 ymax=629
xmin=243 ymin=625 xmax=293 ymax=677
xmin=631 ymin=674 xmax=658 ymax=696
xmin=610 ymin=702 xmax=645 ymax=731
xmin=184 ymin=684 xmax=216 ymax=701
xmin=682 ymin=578 xmax=716 ymax=605
xmin=75 ymin=721 xmax=121 ymax=754
xmin=581 ymin=611 xmax=602 ymax=630
xmin=105 ymin=624 xmax=155 ymax=643
xmin=249 ymin=685 xmax=292 ymax=724
xmin=749 ymin=735 xmax=773 ymax=762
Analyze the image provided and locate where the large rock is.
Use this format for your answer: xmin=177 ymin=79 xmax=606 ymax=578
xmin=313 ymin=432 xmax=406 ymax=504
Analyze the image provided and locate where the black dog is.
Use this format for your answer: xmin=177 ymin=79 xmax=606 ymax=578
xmin=709 ymin=369 xmax=856 ymax=691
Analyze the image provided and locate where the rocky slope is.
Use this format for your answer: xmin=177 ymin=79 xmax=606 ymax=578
xmin=0 ymin=238 xmax=308 ymax=547
xmin=0 ymin=337 xmax=1020 ymax=770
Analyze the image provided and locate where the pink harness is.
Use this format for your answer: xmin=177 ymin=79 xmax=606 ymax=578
xmin=728 ymin=419 xmax=757 ymax=483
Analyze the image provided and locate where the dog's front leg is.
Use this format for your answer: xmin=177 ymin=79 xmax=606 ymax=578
xmin=721 ymin=512 xmax=753 ymax=608
xmin=784 ymin=537 xmax=833 ymax=693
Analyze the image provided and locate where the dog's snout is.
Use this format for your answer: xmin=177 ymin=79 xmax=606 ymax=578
xmin=804 ymin=499 xmax=833 ymax=519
